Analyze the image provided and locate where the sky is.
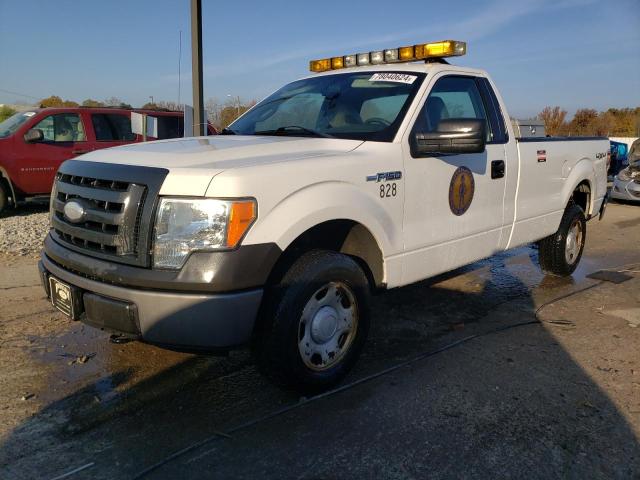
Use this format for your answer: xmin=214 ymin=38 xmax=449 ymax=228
xmin=0 ymin=0 xmax=638 ymax=119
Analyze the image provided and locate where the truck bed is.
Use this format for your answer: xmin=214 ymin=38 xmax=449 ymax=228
xmin=508 ymin=136 xmax=609 ymax=248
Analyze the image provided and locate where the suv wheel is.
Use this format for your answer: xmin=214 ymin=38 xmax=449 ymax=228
xmin=538 ymin=203 xmax=586 ymax=276
xmin=254 ymin=250 xmax=371 ymax=393
xmin=0 ymin=181 xmax=9 ymax=215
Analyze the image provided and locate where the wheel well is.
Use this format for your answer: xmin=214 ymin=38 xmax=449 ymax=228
xmin=572 ymin=181 xmax=591 ymax=216
xmin=0 ymin=170 xmax=16 ymax=205
xmin=267 ymin=220 xmax=384 ymax=291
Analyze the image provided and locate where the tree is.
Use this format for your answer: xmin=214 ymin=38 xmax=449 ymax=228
xmin=569 ymin=109 xmax=598 ymax=136
xmin=538 ymin=106 xmax=567 ymax=136
xmin=538 ymin=105 xmax=639 ymax=137
xmin=104 ymin=96 xmax=122 ymax=107
xmin=39 ymin=95 xmax=78 ymax=108
xmin=205 ymin=97 xmax=222 ymax=129
xmin=0 ymin=106 xmax=16 ymax=122
xmin=82 ymin=99 xmax=105 ymax=107
xmin=39 ymin=95 xmax=65 ymax=108
xmin=155 ymin=100 xmax=182 ymax=111
xmin=605 ymin=108 xmax=640 ymax=136
xmin=219 ymin=104 xmax=253 ymax=129
xmin=140 ymin=100 xmax=183 ymax=111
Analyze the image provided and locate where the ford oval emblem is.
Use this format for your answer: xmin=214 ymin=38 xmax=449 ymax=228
xmin=63 ymin=200 xmax=86 ymax=223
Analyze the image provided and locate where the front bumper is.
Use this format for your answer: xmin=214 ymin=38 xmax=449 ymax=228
xmin=611 ymin=176 xmax=640 ymax=202
xmin=39 ymin=252 xmax=264 ymax=351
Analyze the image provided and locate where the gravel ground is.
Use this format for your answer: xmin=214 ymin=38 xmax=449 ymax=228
xmin=0 ymin=203 xmax=49 ymax=257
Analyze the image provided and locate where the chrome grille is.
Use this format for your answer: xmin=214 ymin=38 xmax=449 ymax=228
xmin=49 ymin=160 xmax=169 ymax=268
xmin=52 ymin=174 xmax=146 ymax=262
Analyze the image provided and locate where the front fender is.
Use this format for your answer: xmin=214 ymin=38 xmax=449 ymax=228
xmin=244 ymin=181 xmax=399 ymax=257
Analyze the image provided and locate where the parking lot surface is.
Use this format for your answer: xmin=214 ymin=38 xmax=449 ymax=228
xmin=0 ymin=202 xmax=639 ymax=479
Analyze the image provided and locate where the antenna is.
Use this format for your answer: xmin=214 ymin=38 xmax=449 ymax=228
xmin=178 ymin=30 xmax=182 ymax=106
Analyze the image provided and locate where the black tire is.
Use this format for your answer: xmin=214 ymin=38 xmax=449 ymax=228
xmin=253 ymin=250 xmax=371 ymax=393
xmin=538 ymin=203 xmax=586 ymax=276
xmin=0 ymin=181 xmax=9 ymax=215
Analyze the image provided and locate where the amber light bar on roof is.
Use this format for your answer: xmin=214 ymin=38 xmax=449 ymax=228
xmin=309 ymin=40 xmax=466 ymax=73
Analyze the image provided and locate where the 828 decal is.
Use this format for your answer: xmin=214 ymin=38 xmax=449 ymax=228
xmin=367 ymin=171 xmax=401 ymax=199
xmin=380 ymin=183 xmax=397 ymax=198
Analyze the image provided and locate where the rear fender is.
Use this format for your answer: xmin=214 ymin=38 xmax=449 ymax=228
xmin=561 ymin=158 xmax=595 ymax=216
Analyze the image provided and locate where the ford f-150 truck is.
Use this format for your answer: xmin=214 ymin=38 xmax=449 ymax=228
xmin=38 ymin=40 xmax=608 ymax=392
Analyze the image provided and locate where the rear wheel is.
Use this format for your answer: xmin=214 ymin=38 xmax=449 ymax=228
xmin=253 ymin=250 xmax=371 ymax=393
xmin=538 ymin=203 xmax=586 ymax=276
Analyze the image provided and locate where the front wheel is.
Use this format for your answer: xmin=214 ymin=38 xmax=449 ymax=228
xmin=538 ymin=203 xmax=586 ymax=276
xmin=0 ymin=181 xmax=9 ymax=215
xmin=253 ymin=250 xmax=371 ymax=393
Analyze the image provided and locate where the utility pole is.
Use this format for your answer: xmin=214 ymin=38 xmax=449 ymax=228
xmin=191 ymin=0 xmax=205 ymax=136
xmin=178 ymin=30 xmax=182 ymax=107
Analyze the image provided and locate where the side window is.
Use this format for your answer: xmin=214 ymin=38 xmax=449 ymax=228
xmin=156 ymin=116 xmax=183 ymax=139
xmin=477 ymin=78 xmax=508 ymax=144
xmin=91 ymin=114 xmax=135 ymax=141
xmin=413 ymin=76 xmax=491 ymax=142
xmin=33 ymin=114 xmax=86 ymax=142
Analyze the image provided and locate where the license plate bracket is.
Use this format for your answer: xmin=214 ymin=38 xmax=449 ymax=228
xmin=49 ymin=276 xmax=79 ymax=319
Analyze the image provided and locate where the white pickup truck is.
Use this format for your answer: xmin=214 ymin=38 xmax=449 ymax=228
xmin=39 ymin=40 xmax=608 ymax=391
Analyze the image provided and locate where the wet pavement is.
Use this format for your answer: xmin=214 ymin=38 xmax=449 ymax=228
xmin=0 ymin=202 xmax=639 ymax=479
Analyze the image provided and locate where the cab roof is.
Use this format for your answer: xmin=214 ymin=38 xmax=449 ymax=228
xmin=302 ymin=61 xmax=488 ymax=81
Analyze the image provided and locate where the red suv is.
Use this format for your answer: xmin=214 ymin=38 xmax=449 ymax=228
xmin=0 ymin=107 xmax=216 ymax=213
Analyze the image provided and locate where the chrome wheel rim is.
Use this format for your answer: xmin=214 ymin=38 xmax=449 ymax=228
xmin=298 ymin=281 xmax=358 ymax=371
xmin=565 ymin=219 xmax=583 ymax=265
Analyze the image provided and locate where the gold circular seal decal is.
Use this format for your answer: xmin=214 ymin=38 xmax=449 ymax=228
xmin=448 ymin=166 xmax=475 ymax=216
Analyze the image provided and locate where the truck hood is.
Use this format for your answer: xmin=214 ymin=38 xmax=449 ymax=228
xmin=77 ymin=135 xmax=363 ymax=195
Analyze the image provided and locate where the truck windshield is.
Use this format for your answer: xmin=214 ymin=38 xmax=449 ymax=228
xmin=0 ymin=111 xmax=36 ymax=139
xmin=227 ymin=71 xmax=426 ymax=142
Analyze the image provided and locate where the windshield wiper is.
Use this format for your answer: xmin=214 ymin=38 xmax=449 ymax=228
xmin=255 ymin=125 xmax=333 ymax=138
xmin=220 ymin=127 xmax=236 ymax=135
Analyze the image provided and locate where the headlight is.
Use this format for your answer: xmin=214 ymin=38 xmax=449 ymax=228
xmin=49 ymin=177 xmax=59 ymax=226
xmin=153 ymin=198 xmax=256 ymax=269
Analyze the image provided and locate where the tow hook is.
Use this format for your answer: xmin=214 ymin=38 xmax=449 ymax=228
xmin=109 ymin=334 xmax=134 ymax=344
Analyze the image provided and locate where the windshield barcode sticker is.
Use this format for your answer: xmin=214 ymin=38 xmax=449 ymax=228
xmin=369 ymin=73 xmax=417 ymax=84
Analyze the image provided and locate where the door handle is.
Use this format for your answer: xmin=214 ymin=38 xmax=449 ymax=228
xmin=491 ymin=160 xmax=505 ymax=179
xmin=72 ymin=150 xmax=89 ymax=155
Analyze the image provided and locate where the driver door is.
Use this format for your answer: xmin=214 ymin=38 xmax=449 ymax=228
xmin=16 ymin=113 xmax=90 ymax=194
xmin=401 ymin=74 xmax=508 ymax=285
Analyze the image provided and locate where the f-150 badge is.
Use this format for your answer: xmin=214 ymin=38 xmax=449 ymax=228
xmin=366 ymin=171 xmax=402 ymax=182
xmin=449 ymin=166 xmax=475 ymax=216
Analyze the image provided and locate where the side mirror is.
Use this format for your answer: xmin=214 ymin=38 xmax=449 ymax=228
xmin=24 ymin=128 xmax=44 ymax=143
xmin=412 ymin=118 xmax=486 ymax=156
